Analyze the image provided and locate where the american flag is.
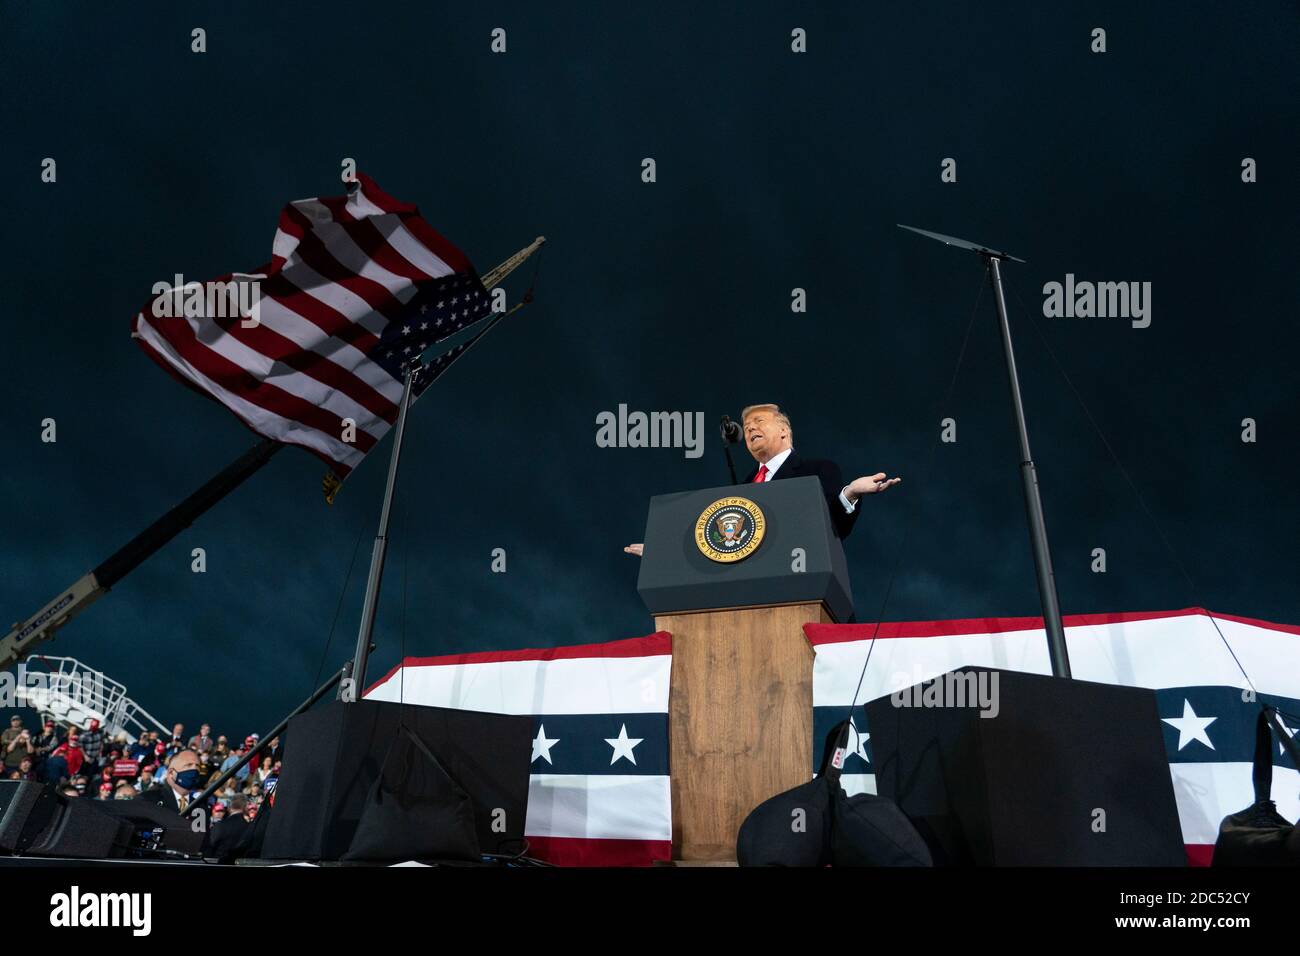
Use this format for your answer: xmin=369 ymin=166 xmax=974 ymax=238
xmin=132 ymin=173 xmax=493 ymax=478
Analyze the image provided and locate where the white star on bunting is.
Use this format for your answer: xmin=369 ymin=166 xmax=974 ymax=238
xmin=531 ymin=724 xmax=559 ymax=765
xmin=605 ymin=724 xmax=643 ymax=765
xmin=1162 ymin=699 xmax=1217 ymax=751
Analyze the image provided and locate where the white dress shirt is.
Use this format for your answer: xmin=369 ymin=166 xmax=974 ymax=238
xmin=755 ymin=447 xmax=857 ymax=514
xmin=758 ymin=447 xmax=794 ymax=479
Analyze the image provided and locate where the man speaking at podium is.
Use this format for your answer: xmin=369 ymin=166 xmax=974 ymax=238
xmin=624 ymin=403 xmax=900 ymax=556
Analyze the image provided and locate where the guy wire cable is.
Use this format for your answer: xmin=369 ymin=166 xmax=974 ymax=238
xmin=311 ymin=516 xmax=369 ymax=695
xmin=400 ymin=493 xmax=410 ymax=709
xmin=1006 ymin=280 xmax=1260 ymax=697
xmin=838 ymin=269 xmax=989 ymax=734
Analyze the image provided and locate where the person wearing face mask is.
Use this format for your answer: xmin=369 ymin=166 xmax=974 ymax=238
xmin=141 ymin=748 xmax=205 ymax=814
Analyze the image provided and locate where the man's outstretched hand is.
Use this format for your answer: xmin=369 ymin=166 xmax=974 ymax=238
xmin=844 ymin=472 xmax=902 ymax=503
xmin=625 ymin=473 xmax=899 ymax=554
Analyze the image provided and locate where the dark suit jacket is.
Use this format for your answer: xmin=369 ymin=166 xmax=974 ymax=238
xmin=742 ymin=453 xmax=860 ymax=540
xmin=206 ymin=815 xmax=252 ymax=862
xmin=139 ymin=784 xmax=185 ymax=814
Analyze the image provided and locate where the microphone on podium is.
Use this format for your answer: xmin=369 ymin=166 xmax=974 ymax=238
xmin=719 ymin=415 xmax=742 ymax=484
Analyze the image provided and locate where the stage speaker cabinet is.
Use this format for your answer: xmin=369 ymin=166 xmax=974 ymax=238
xmin=865 ymin=667 xmax=1187 ymax=866
xmin=0 ymin=780 xmax=129 ymax=859
xmin=95 ymin=796 xmax=207 ymax=856
xmin=262 ymin=699 xmax=533 ymax=862
xmin=0 ymin=780 xmax=59 ymax=853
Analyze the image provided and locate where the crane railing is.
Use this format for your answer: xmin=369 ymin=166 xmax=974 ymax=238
xmin=11 ymin=655 xmax=169 ymax=745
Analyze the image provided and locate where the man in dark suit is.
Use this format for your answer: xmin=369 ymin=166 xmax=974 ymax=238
xmin=206 ymin=793 xmax=253 ymax=862
xmin=624 ymin=402 xmax=899 ymax=555
xmin=735 ymin=403 xmax=899 ymax=539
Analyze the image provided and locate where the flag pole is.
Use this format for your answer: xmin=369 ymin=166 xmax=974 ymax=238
xmin=339 ymin=364 xmax=416 ymax=702
xmin=338 ymin=235 xmax=546 ymax=701
xmin=480 ymin=235 xmax=545 ymax=290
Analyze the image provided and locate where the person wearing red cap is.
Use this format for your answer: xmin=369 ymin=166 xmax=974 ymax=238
xmin=79 ymin=718 xmax=105 ymax=771
xmin=136 ymin=766 xmax=156 ymax=793
xmin=137 ymin=740 xmax=166 ymax=781
xmin=53 ymin=733 xmax=84 ymax=777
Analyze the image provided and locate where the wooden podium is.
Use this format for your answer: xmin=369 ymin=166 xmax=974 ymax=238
xmin=637 ymin=476 xmax=853 ymax=862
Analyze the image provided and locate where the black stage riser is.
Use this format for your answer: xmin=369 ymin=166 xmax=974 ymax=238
xmin=865 ymin=667 xmax=1186 ymax=866
xmin=262 ymin=699 xmax=533 ymax=861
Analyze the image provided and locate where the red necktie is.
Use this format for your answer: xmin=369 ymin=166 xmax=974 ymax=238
xmin=753 ymin=464 xmax=768 ymax=483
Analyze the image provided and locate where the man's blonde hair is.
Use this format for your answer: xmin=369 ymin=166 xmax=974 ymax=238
xmin=741 ymin=403 xmax=793 ymax=443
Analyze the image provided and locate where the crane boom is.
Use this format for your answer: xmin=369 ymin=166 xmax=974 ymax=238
xmin=1 ymin=438 xmax=281 ymax=667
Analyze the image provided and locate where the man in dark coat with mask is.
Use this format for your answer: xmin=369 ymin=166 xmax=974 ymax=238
xmin=140 ymin=748 xmax=204 ymax=815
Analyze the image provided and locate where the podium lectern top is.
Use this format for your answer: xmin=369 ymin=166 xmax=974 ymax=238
xmin=636 ymin=475 xmax=854 ymax=623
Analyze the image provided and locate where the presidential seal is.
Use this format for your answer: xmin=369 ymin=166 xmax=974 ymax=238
xmin=694 ymin=496 xmax=766 ymax=563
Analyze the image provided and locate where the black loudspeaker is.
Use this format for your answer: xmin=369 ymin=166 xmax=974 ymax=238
xmin=0 ymin=781 xmax=59 ymax=853
xmin=95 ymin=797 xmax=207 ymax=856
xmin=262 ymin=699 xmax=533 ymax=861
xmin=0 ymin=781 xmax=129 ymax=859
xmin=865 ymin=667 xmax=1186 ymax=866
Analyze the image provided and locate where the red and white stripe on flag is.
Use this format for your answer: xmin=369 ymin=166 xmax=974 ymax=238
xmin=132 ymin=174 xmax=483 ymax=477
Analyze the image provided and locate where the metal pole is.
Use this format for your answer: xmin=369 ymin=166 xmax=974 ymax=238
xmin=986 ymin=255 xmax=1072 ymax=678
xmin=340 ymin=366 xmax=418 ymax=701
xmin=333 ymin=238 xmax=543 ymax=702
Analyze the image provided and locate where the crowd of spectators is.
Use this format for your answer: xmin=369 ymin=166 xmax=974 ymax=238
xmin=1 ymin=712 xmax=280 ymax=824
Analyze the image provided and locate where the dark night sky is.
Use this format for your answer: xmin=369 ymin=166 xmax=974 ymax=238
xmin=3 ymin=2 xmax=1297 ymax=736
